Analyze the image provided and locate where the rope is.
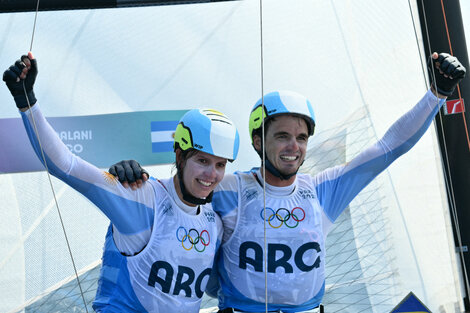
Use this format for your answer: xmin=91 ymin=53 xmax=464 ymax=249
xmin=258 ymin=0 xmax=268 ymax=312
xmin=24 ymin=1 xmax=89 ymax=311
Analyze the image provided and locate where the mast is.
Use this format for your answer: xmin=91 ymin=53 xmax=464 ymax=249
xmin=416 ymin=0 xmax=470 ymax=310
xmin=0 ymin=0 xmax=238 ymax=13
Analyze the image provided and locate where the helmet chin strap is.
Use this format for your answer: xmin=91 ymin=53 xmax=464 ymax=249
xmin=177 ymin=170 xmax=213 ymax=205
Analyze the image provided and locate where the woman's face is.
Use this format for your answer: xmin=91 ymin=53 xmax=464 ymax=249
xmin=181 ymin=150 xmax=228 ymax=199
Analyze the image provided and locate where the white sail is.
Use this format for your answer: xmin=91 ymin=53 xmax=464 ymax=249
xmin=0 ymin=0 xmax=467 ymax=312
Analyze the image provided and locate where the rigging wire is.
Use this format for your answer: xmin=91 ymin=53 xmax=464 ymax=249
xmin=439 ymin=0 xmax=470 ymax=151
xmin=435 ymin=0 xmax=470 ymax=302
xmin=258 ymin=0 xmax=268 ymax=312
xmin=417 ymin=0 xmax=470 ymax=305
xmin=23 ymin=1 xmax=89 ymax=311
xmin=29 ymin=0 xmax=40 ymax=52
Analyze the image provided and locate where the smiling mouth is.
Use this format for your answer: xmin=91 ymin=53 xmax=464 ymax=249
xmin=197 ymin=179 xmax=213 ymax=187
xmin=280 ymin=155 xmax=299 ymax=161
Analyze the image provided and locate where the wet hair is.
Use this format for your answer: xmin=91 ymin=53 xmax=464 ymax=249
xmin=173 ymin=147 xmax=200 ymax=177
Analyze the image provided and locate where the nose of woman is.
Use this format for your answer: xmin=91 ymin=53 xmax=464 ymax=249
xmin=203 ymin=163 xmax=218 ymax=180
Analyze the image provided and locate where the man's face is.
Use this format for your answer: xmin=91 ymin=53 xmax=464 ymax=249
xmin=256 ymin=115 xmax=309 ymax=176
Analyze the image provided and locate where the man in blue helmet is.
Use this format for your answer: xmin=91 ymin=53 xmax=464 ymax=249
xmin=109 ymin=52 xmax=466 ymax=312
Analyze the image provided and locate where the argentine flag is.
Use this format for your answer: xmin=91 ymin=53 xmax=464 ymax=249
xmin=151 ymin=121 xmax=179 ymax=153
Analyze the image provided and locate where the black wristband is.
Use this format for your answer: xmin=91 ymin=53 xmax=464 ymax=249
xmin=13 ymin=89 xmax=37 ymax=109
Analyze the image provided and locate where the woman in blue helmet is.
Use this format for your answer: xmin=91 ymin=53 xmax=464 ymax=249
xmin=3 ymin=52 xmax=240 ymax=313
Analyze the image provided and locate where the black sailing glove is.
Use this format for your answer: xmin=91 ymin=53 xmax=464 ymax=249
xmin=428 ymin=52 xmax=466 ymax=96
xmin=109 ymin=160 xmax=149 ymax=185
xmin=3 ymin=54 xmax=38 ymax=109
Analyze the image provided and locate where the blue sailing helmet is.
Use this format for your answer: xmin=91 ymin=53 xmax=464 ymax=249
xmin=249 ymin=90 xmax=316 ymax=143
xmin=174 ymin=108 xmax=240 ymax=161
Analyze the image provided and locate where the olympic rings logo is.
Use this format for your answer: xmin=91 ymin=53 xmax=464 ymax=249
xmin=176 ymin=227 xmax=211 ymax=252
xmin=260 ymin=207 xmax=306 ymax=228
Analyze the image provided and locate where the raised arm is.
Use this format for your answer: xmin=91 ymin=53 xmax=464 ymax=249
xmin=315 ymin=52 xmax=466 ymax=225
xmin=3 ymin=53 xmax=156 ymax=253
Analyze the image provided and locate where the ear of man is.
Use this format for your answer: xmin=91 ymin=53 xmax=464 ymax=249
xmin=253 ymin=134 xmax=262 ymax=154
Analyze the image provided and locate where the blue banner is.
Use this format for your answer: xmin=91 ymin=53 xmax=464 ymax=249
xmin=0 ymin=109 xmax=187 ymax=174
